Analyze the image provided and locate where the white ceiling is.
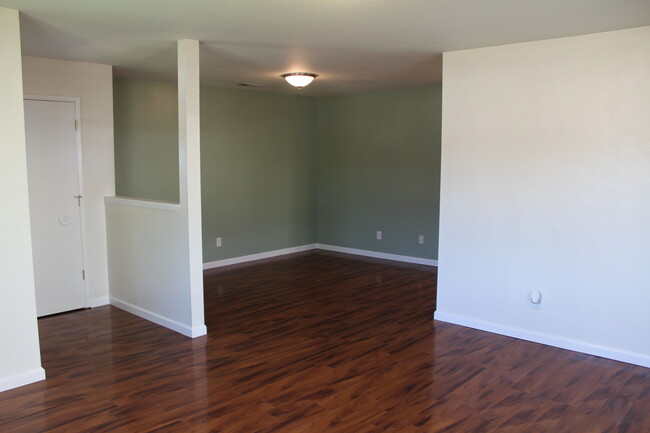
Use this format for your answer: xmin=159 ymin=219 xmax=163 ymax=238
xmin=2 ymin=0 xmax=649 ymax=96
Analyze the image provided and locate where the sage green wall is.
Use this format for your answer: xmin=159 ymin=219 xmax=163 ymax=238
xmin=114 ymin=78 xmax=179 ymax=202
xmin=114 ymin=79 xmax=440 ymax=263
xmin=113 ymin=78 xmax=316 ymax=263
xmin=316 ymin=87 xmax=442 ymax=259
xmin=200 ymin=87 xmax=316 ymax=262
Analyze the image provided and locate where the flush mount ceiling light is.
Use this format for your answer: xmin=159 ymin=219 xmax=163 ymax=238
xmin=281 ymin=72 xmax=318 ymax=89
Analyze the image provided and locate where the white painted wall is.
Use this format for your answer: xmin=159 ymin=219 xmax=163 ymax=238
xmin=105 ymin=197 xmax=206 ymax=336
xmin=436 ymin=26 xmax=650 ymax=367
xmin=0 ymin=7 xmax=45 ymax=392
xmin=22 ymin=56 xmax=115 ymax=307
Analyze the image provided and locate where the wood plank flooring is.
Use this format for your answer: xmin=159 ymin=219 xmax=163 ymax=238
xmin=1 ymin=251 xmax=649 ymax=432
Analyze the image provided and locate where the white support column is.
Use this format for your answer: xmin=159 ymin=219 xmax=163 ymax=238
xmin=178 ymin=39 xmax=206 ymax=337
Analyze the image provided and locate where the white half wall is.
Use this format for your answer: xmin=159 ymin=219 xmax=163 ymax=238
xmin=105 ymin=40 xmax=206 ymax=338
xmin=0 ymin=7 xmax=45 ymax=392
xmin=105 ymin=197 xmax=206 ymax=337
xmin=22 ymin=56 xmax=115 ymax=307
xmin=437 ymin=26 xmax=650 ymax=367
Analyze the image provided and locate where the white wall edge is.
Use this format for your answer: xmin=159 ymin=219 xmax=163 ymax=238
xmin=0 ymin=368 xmax=46 ymax=393
xmin=110 ymin=297 xmax=206 ymax=338
xmin=90 ymin=297 xmax=109 ymax=308
xmin=315 ymin=244 xmax=438 ymax=267
xmin=104 ymin=196 xmax=180 ymax=212
xmin=203 ymin=244 xmax=317 ymax=269
xmin=434 ymin=311 xmax=650 ymax=369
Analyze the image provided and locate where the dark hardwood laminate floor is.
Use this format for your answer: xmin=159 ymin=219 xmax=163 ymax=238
xmin=1 ymin=251 xmax=649 ymax=432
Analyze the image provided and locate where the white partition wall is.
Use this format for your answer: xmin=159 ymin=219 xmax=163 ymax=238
xmin=105 ymin=198 xmax=202 ymax=336
xmin=0 ymin=7 xmax=45 ymax=392
xmin=436 ymin=27 xmax=650 ymax=367
xmin=106 ymin=39 xmax=206 ymax=338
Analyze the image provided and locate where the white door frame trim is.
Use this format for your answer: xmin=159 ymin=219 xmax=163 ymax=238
xmin=24 ymin=94 xmax=90 ymax=309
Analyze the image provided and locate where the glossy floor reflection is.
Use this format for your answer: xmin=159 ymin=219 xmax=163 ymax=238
xmin=1 ymin=251 xmax=649 ymax=432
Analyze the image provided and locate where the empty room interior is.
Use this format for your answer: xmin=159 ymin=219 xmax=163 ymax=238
xmin=1 ymin=1 xmax=649 ymax=432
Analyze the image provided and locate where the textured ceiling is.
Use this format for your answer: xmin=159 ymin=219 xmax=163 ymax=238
xmin=2 ymin=0 xmax=649 ymax=95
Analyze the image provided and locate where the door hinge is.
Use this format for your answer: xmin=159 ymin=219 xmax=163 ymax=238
xmin=82 ymin=270 xmax=86 ymax=280
xmin=75 ymin=120 xmax=78 ymax=130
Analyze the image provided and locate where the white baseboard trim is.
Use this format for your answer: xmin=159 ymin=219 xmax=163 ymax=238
xmin=203 ymin=244 xmax=317 ymax=270
xmin=110 ymin=297 xmax=207 ymax=338
xmin=315 ymin=244 xmax=438 ymax=267
xmin=203 ymin=243 xmax=438 ymax=269
xmin=0 ymin=368 xmax=46 ymax=393
xmin=90 ymin=297 xmax=109 ymax=308
xmin=434 ymin=311 xmax=650 ymax=369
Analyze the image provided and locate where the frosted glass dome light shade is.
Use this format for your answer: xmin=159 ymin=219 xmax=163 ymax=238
xmin=281 ymin=72 xmax=318 ymax=88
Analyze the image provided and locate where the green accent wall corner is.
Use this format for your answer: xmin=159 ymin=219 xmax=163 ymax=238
xmin=113 ymin=79 xmax=441 ymax=263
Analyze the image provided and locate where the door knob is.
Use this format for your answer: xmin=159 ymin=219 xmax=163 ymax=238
xmin=59 ymin=212 xmax=72 ymax=225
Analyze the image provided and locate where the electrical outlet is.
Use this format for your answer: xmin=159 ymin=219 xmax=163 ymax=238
xmin=530 ymin=291 xmax=542 ymax=310
xmin=216 ymin=237 xmax=222 ymax=247
xmin=376 ymin=231 xmax=382 ymax=240
xmin=418 ymin=235 xmax=424 ymax=244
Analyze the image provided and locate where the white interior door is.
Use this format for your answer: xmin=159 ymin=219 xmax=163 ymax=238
xmin=25 ymin=98 xmax=87 ymax=317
